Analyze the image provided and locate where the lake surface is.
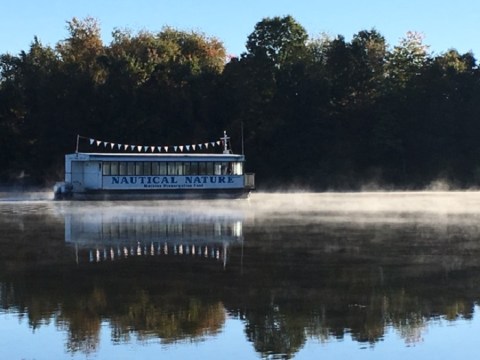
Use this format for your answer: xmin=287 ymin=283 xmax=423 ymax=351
xmin=1 ymin=191 xmax=480 ymax=359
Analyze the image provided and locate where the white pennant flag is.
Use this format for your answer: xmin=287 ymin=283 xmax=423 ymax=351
xmin=110 ymin=143 xmax=115 ymax=149
xmin=117 ymin=144 xmax=122 ymax=150
xmin=179 ymin=145 xmax=184 ymax=152
xmin=174 ymin=146 xmax=178 ymax=152
xmin=143 ymin=146 xmax=148 ymax=152
xmin=192 ymin=144 xmax=196 ymax=151
xmin=150 ymin=146 xmax=155 ymax=152
xmin=211 ymin=142 xmax=215 ymax=147
xmin=164 ymin=146 xmax=168 ymax=152
xmin=157 ymin=146 xmax=162 ymax=152
xmin=137 ymin=146 xmax=142 ymax=152
xmin=186 ymin=145 xmax=190 ymax=151
xmin=96 ymin=140 xmax=101 ymax=147
xmin=89 ymin=138 xmax=95 ymax=145
xmin=124 ymin=144 xmax=129 ymax=151
xmin=216 ymin=141 xmax=221 ymax=146
xmin=103 ymin=142 xmax=108 ymax=148
xmin=205 ymin=143 xmax=209 ymax=149
xmin=130 ymin=145 xmax=135 ymax=151
xmin=198 ymin=144 xmax=203 ymax=150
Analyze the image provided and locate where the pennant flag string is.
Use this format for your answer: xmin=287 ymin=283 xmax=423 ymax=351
xmin=77 ymin=135 xmax=221 ymax=153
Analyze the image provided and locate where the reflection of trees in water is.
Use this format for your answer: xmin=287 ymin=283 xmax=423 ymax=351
xmin=0 ymin=259 xmax=228 ymax=354
xmin=109 ymin=291 xmax=225 ymax=343
xmin=221 ymin=224 xmax=480 ymax=359
xmin=1 ymin=251 xmax=480 ymax=358
xmin=2 ymin=209 xmax=480 ymax=358
xmin=244 ymin=305 xmax=306 ymax=359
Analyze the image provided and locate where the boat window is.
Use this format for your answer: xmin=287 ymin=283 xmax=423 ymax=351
xmin=127 ymin=162 xmax=135 ymax=175
xmin=135 ymin=162 xmax=143 ymax=176
xmin=190 ymin=162 xmax=198 ymax=175
xmin=206 ymin=162 xmax=214 ymax=175
xmin=110 ymin=162 xmax=119 ymax=176
xmin=198 ymin=162 xmax=207 ymax=175
xmin=143 ymin=162 xmax=151 ymax=176
xmin=232 ymin=162 xmax=243 ymax=175
xmin=214 ymin=162 xmax=222 ymax=175
xmin=167 ymin=162 xmax=176 ymax=175
xmin=159 ymin=162 xmax=167 ymax=175
xmin=102 ymin=162 xmax=111 ymax=176
xmin=119 ymin=162 xmax=127 ymax=175
xmin=176 ymin=162 xmax=184 ymax=175
xmin=184 ymin=162 xmax=191 ymax=175
xmin=151 ymin=162 xmax=160 ymax=175
xmin=223 ymin=162 xmax=229 ymax=174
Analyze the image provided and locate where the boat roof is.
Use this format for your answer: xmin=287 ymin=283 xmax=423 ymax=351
xmin=67 ymin=152 xmax=245 ymax=161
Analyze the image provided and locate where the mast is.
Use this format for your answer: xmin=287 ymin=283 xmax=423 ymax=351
xmin=222 ymin=130 xmax=231 ymax=154
xmin=241 ymin=122 xmax=244 ymax=155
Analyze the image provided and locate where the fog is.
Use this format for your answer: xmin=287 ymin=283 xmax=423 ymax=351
xmin=3 ymin=191 xmax=480 ymax=227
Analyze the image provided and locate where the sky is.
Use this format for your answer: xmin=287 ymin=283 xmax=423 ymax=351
xmin=1 ymin=0 xmax=480 ymax=58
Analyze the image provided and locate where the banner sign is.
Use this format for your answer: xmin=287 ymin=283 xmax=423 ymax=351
xmin=102 ymin=175 xmax=244 ymax=190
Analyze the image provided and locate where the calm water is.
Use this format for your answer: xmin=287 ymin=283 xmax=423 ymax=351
xmin=1 ymin=191 xmax=480 ymax=359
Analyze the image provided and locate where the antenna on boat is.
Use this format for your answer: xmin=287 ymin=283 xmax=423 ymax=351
xmin=241 ymin=122 xmax=244 ymax=155
xmin=222 ymin=131 xmax=231 ymax=154
xmin=75 ymin=134 xmax=80 ymax=153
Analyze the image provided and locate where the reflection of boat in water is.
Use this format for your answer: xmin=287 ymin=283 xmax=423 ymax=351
xmin=63 ymin=206 xmax=244 ymax=266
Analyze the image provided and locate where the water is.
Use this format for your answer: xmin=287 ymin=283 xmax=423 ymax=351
xmin=1 ymin=192 xmax=480 ymax=359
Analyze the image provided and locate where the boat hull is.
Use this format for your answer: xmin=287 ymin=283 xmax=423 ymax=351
xmin=55 ymin=187 xmax=250 ymax=200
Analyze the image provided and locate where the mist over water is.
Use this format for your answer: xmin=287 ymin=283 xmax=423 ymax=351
xmin=2 ymin=189 xmax=480 ymax=215
xmin=1 ymin=191 xmax=480 ymax=359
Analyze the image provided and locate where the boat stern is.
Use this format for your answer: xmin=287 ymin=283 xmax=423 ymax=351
xmin=53 ymin=182 xmax=73 ymax=200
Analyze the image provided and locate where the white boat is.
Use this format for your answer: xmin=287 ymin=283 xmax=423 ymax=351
xmin=53 ymin=132 xmax=255 ymax=200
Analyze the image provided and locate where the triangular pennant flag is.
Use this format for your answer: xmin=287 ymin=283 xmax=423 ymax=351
xmin=179 ymin=145 xmax=184 ymax=152
xmin=192 ymin=144 xmax=196 ymax=151
xmin=198 ymin=144 xmax=203 ymax=150
xmin=89 ymin=138 xmax=94 ymax=145
xmin=96 ymin=140 xmax=102 ymax=146
xmin=205 ymin=143 xmax=209 ymax=149
xmin=164 ymin=146 xmax=168 ymax=152
xmin=216 ymin=141 xmax=221 ymax=146
xmin=137 ymin=146 xmax=142 ymax=152
xmin=124 ymin=144 xmax=129 ymax=151
xmin=157 ymin=146 xmax=162 ymax=152
xmin=130 ymin=145 xmax=135 ymax=151
xmin=103 ymin=142 xmax=108 ymax=148
xmin=117 ymin=144 xmax=122 ymax=150
xmin=174 ymin=146 xmax=178 ymax=152
xmin=143 ymin=146 xmax=148 ymax=152
xmin=211 ymin=142 xmax=215 ymax=147
xmin=110 ymin=143 xmax=115 ymax=149
xmin=150 ymin=146 xmax=155 ymax=152
xmin=186 ymin=145 xmax=190 ymax=151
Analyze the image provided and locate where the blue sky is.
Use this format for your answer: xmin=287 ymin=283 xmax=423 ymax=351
xmin=2 ymin=0 xmax=480 ymax=58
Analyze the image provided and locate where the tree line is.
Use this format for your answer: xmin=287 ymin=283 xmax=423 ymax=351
xmin=1 ymin=16 xmax=480 ymax=189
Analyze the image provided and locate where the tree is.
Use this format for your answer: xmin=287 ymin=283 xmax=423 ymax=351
xmin=56 ymin=17 xmax=106 ymax=83
xmin=386 ymin=31 xmax=430 ymax=88
xmin=245 ymin=15 xmax=308 ymax=67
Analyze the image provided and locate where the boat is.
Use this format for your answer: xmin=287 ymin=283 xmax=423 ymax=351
xmin=53 ymin=131 xmax=255 ymax=200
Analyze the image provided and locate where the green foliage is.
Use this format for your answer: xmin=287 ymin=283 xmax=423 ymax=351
xmin=1 ymin=16 xmax=480 ymax=189
xmin=246 ymin=15 xmax=309 ymax=67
